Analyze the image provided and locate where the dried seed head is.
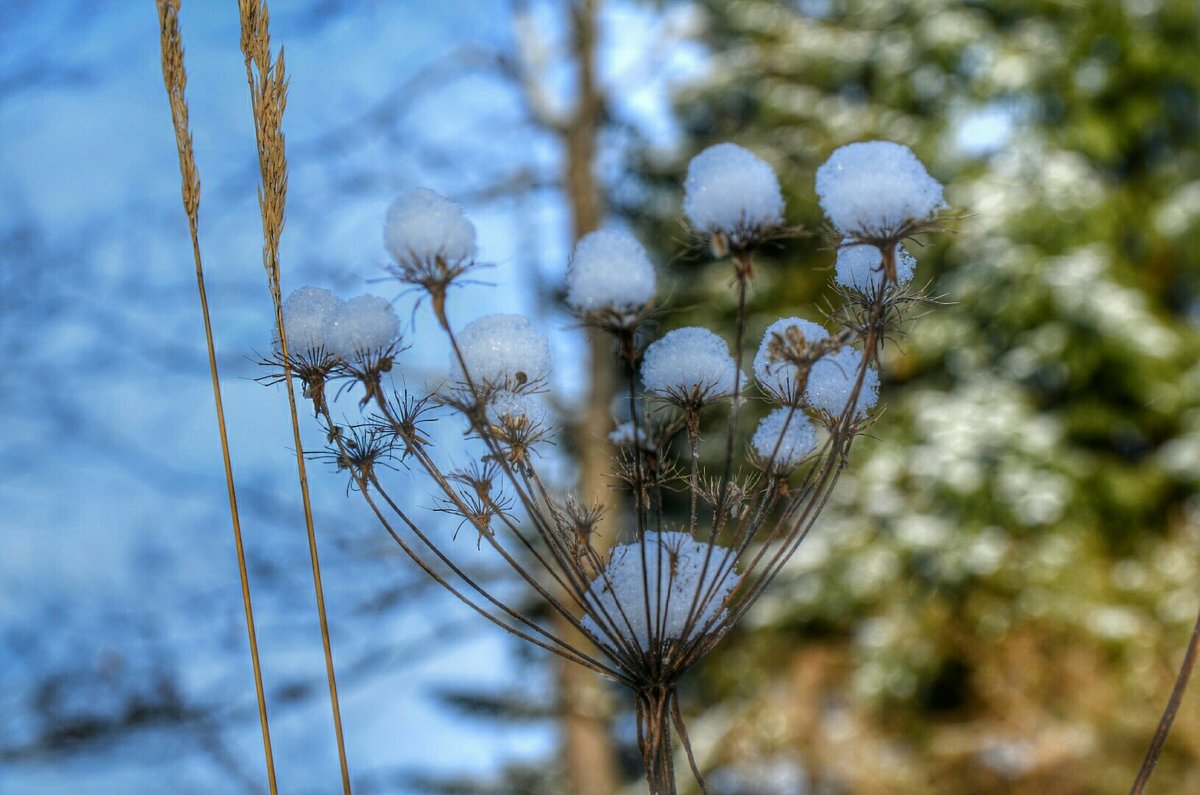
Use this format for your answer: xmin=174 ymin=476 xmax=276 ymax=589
xmin=684 ymin=143 xmax=785 ymax=256
xmin=751 ymin=408 xmax=818 ymax=472
xmin=581 ymin=532 xmax=741 ymax=652
xmin=835 ymin=240 xmax=918 ymax=294
xmin=815 ymin=140 xmax=945 ymax=241
xmin=566 ymin=229 xmax=657 ymax=318
xmin=328 ymin=294 xmax=401 ymax=365
xmin=753 ymin=317 xmax=830 ymax=405
xmin=641 ymin=327 xmax=743 ymax=409
xmin=384 ymin=188 xmax=477 ymax=293
xmin=806 ymin=347 xmax=879 ymax=419
xmin=484 ymin=391 xmax=552 ymax=466
xmin=453 ymin=313 xmax=551 ymax=393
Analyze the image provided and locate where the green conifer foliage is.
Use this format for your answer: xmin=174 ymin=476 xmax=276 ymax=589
xmin=625 ymin=1 xmax=1200 ymax=791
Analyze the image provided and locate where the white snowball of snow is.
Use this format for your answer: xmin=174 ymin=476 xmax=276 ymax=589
xmin=806 ymin=347 xmax=879 ymax=419
xmin=835 ymin=241 xmax=917 ymax=291
xmin=751 ymin=407 xmax=817 ymax=469
xmin=815 ymin=141 xmax=945 ymax=235
xmin=327 ymin=294 xmax=399 ymax=361
xmin=454 ymin=313 xmax=551 ymax=388
xmin=580 ymin=532 xmax=740 ymax=651
xmin=641 ymin=327 xmax=743 ymax=402
xmin=753 ymin=317 xmax=829 ymax=402
xmin=280 ymin=286 xmax=343 ymax=356
xmin=683 ymin=143 xmax=785 ymax=243
xmin=565 ymin=229 xmax=656 ymax=314
xmin=384 ymin=188 xmax=476 ymax=272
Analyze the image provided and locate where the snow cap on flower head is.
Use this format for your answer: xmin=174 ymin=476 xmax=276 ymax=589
xmin=641 ymin=326 xmax=743 ymax=404
xmin=454 ymin=313 xmax=551 ymax=389
xmin=487 ymin=390 xmax=548 ymax=429
xmin=753 ymin=316 xmax=829 ymax=403
xmin=815 ymin=141 xmax=944 ymax=237
xmin=835 ymin=241 xmax=918 ymax=292
xmin=566 ymin=229 xmax=656 ymax=315
xmin=751 ymin=407 xmax=817 ymax=470
xmin=279 ymin=286 xmax=343 ymax=357
xmin=384 ymin=188 xmax=477 ymax=276
xmin=327 ymin=294 xmax=400 ymax=362
xmin=683 ymin=143 xmax=785 ymax=249
xmin=580 ymin=531 xmax=740 ymax=651
xmin=806 ymin=346 xmax=879 ymax=419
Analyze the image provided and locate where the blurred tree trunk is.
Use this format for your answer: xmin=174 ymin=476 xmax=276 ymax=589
xmin=554 ymin=1 xmax=620 ymax=793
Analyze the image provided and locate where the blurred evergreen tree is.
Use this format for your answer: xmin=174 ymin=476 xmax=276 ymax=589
xmin=617 ymin=1 xmax=1200 ymax=792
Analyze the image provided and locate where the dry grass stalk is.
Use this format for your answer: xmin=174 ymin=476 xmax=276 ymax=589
xmin=236 ymin=1 xmax=353 ymax=792
xmin=154 ymin=1 xmax=279 ymax=791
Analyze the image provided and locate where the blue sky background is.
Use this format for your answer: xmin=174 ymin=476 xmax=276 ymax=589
xmin=0 ymin=2 xmax=707 ymax=792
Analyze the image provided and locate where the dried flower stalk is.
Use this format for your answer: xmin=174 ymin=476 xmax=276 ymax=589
xmin=237 ymin=1 xmax=352 ymax=791
xmin=154 ymin=1 xmax=278 ymax=791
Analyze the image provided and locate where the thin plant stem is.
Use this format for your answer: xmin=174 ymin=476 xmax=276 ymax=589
xmin=154 ymin=2 xmax=278 ymax=791
xmin=1129 ymin=600 xmax=1200 ymax=795
xmin=237 ymin=2 xmax=351 ymax=791
xmin=316 ymin=404 xmax=632 ymax=684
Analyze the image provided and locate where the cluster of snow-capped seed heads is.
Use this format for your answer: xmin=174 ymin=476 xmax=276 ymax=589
xmin=266 ymin=140 xmax=945 ymax=795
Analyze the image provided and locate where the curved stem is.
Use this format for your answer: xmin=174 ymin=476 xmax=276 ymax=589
xmin=1129 ymin=600 xmax=1200 ymax=795
xmin=670 ymin=689 xmax=708 ymax=794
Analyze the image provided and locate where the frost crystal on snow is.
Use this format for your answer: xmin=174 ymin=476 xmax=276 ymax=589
xmin=327 ymin=294 xmax=399 ymax=362
xmin=454 ymin=313 xmax=551 ymax=389
xmin=280 ymin=286 xmax=343 ymax=357
xmin=835 ymin=241 xmax=917 ymax=292
xmin=806 ymin=347 xmax=879 ymax=419
xmin=384 ymin=188 xmax=476 ymax=277
xmin=753 ymin=317 xmax=829 ymax=403
xmin=683 ymin=143 xmax=785 ymax=248
xmin=815 ymin=141 xmax=945 ymax=236
xmin=565 ymin=229 xmax=656 ymax=314
xmin=641 ymin=327 xmax=743 ymax=404
xmin=751 ymin=407 xmax=817 ymax=470
xmin=581 ymin=532 xmax=740 ymax=651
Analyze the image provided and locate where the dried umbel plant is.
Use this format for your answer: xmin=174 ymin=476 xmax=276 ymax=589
xmin=263 ymin=140 xmax=947 ymax=793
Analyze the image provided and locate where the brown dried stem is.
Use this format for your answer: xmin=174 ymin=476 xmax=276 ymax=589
xmin=1129 ymin=600 xmax=1200 ymax=794
xmin=236 ymin=2 xmax=351 ymax=791
xmin=154 ymin=3 xmax=278 ymax=792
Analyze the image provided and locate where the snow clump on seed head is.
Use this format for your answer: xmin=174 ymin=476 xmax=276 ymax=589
xmin=487 ymin=390 xmax=548 ymax=429
xmin=454 ymin=313 xmax=551 ymax=390
xmin=815 ymin=141 xmax=945 ymax=237
xmin=565 ymin=229 xmax=656 ymax=315
xmin=806 ymin=346 xmax=879 ymax=419
xmin=641 ymin=327 xmax=743 ymax=405
xmin=279 ymin=286 xmax=343 ymax=358
xmin=581 ymin=532 xmax=740 ymax=651
xmin=753 ymin=317 xmax=829 ymax=403
xmin=751 ymin=407 xmax=817 ymax=471
xmin=683 ymin=143 xmax=785 ymax=251
xmin=384 ymin=188 xmax=477 ymax=280
xmin=835 ymin=241 xmax=917 ymax=292
xmin=327 ymin=294 xmax=400 ymax=363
